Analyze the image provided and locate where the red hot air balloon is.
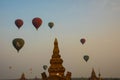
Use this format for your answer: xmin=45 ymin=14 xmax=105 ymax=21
xmin=32 ymin=17 xmax=42 ymax=30
xmin=15 ymin=19 xmax=23 ymax=29
xmin=80 ymin=38 xmax=86 ymax=45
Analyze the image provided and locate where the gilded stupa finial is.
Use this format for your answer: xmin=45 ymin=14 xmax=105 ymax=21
xmin=53 ymin=38 xmax=60 ymax=57
xmin=54 ymin=38 xmax=58 ymax=48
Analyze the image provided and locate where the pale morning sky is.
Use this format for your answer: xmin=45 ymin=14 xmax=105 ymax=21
xmin=0 ymin=0 xmax=120 ymax=79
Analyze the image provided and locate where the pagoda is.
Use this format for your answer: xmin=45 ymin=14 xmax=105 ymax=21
xmin=41 ymin=38 xmax=71 ymax=80
xmin=19 ymin=73 xmax=27 ymax=80
xmin=89 ymin=68 xmax=103 ymax=80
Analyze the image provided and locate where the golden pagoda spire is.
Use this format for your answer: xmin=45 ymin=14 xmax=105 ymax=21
xmin=48 ymin=38 xmax=65 ymax=77
xmin=89 ymin=68 xmax=103 ymax=80
xmin=92 ymin=68 xmax=97 ymax=78
xmin=19 ymin=73 xmax=26 ymax=80
xmin=89 ymin=68 xmax=98 ymax=80
xmin=52 ymin=38 xmax=60 ymax=57
xmin=41 ymin=38 xmax=71 ymax=80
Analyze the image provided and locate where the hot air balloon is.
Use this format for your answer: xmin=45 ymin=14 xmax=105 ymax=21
xmin=48 ymin=22 xmax=54 ymax=29
xmin=15 ymin=19 xmax=23 ymax=29
xmin=9 ymin=66 xmax=12 ymax=69
xmin=32 ymin=17 xmax=42 ymax=30
xmin=29 ymin=68 xmax=32 ymax=71
xmin=83 ymin=55 xmax=89 ymax=62
xmin=80 ymin=38 xmax=86 ymax=45
xmin=29 ymin=68 xmax=32 ymax=73
xmin=43 ymin=65 xmax=47 ymax=70
xmin=12 ymin=38 xmax=25 ymax=52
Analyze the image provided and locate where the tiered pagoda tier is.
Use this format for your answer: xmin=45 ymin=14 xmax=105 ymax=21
xmin=41 ymin=38 xmax=71 ymax=80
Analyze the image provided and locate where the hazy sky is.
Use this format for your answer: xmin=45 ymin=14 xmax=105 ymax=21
xmin=0 ymin=0 xmax=120 ymax=79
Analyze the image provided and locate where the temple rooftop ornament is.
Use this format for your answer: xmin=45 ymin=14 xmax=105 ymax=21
xmin=41 ymin=38 xmax=71 ymax=80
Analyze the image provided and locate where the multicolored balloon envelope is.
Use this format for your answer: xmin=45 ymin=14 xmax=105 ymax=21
xmin=15 ymin=19 xmax=23 ymax=29
xmin=83 ymin=55 xmax=89 ymax=62
xmin=32 ymin=17 xmax=42 ymax=30
xmin=12 ymin=38 xmax=25 ymax=52
xmin=48 ymin=22 xmax=54 ymax=29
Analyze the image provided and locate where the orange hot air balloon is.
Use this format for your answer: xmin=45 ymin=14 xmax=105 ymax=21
xmin=80 ymin=38 xmax=86 ymax=45
xmin=48 ymin=22 xmax=54 ymax=29
xmin=32 ymin=17 xmax=42 ymax=30
xmin=15 ymin=19 xmax=23 ymax=29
